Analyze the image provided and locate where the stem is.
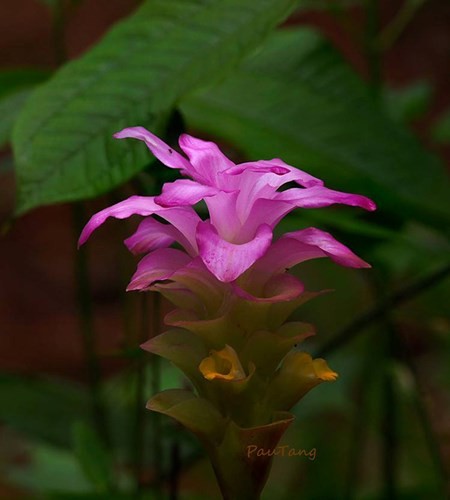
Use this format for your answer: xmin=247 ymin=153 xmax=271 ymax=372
xmin=317 ymin=261 xmax=450 ymax=357
xmin=344 ymin=341 xmax=378 ymax=499
xmin=364 ymin=0 xmax=382 ymax=98
xmin=381 ymin=320 xmax=398 ymax=499
xmin=51 ymin=0 xmax=67 ymax=66
xmin=401 ymin=344 xmax=448 ymax=496
xmin=72 ymin=202 xmax=110 ymax=447
xmin=132 ymin=294 xmax=149 ymax=495
xmin=378 ymin=0 xmax=427 ymax=51
xmin=169 ymin=441 xmax=180 ymax=500
xmin=151 ymin=293 xmax=164 ymax=489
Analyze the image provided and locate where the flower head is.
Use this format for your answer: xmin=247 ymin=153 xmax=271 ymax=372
xmin=79 ymin=127 xmax=375 ymax=298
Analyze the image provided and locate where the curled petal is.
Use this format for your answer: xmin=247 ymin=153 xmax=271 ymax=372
xmin=276 ymin=186 xmax=376 ymax=211
xmin=155 ymin=179 xmax=223 ymax=207
xmin=114 ymin=126 xmax=192 ymax=172
xmin=196 ymin=222 xmax=273 ymax=283
xmin=78 ymin=196 xmax=200 ymax=254
xmin=249 ymin=228 xmax=369 ymax=289
xmin=224 ymin=160 xmax=289 ymax=176
xmin=124 ymin=218 xmax=177 ymax=254
xmin=127 ymin=248 xmax=191 ymax=291
xmin=178 ymin=134 xmax=234 ymax=185
xmin=78 ymin=196 xmax=159 ymax=246
xmin=226 ymin=159 xmax=323 ymax=188
xmin=283 ymin=228 xmax=371 ymax=268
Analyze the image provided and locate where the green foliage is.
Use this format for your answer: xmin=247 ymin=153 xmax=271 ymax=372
xmin=0 ymin=374 xmax=90 ymax=447
xmin=12 ymin=0 xmax=300 ymax=215
xmin=383 ymin=80 xmax=432 ymax=124
xmin=6 ymin=441 xmax=91 ymax=494
xmin=181 ymin=28 xmax=450 ymax=231
xmin=0 ymin=70 xmax=50 ymax=147
xmin=431 ymin=108 xmax=450 ymax=144
xmin=72 ymin=423 xmax=114 ymax=494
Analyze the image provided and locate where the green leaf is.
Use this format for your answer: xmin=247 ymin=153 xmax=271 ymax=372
xmin=0 ymin=69 xmax=50 ymax=96
xmin=0 ymin=374 xmax=90 ymax=447
xmin=431 ymin=108 xmax=450 ymax=144
xmin=72 ymin=422 xmax=114 ymax=494
xmin=0 ymin=89 xmax=34 ymax=148
xmin=6 ymin=440 xmax=91 ymax=494
xmin=13 ymin=0 xmax=301 ymax=215
xmin=181 ymin=28 xmax=450 ymax=230
xmin=383 ymin=80 xmax=432 ymax=123
xmin=148 ymin=389 xmax=226 ymax=443
xmin=0 ymin=70 xmax=51 ymax=147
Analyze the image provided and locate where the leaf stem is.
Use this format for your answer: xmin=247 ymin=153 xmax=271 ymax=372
xmin=401 ymin=341 xmax=449 ymax=496
xmin=317 ymin=261 xmax=450 ymax=357
xmin=377 ymin=0 xmax=427 ymax=51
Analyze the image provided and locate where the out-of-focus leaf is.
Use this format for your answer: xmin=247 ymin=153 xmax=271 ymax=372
xmin=0 ymin=69 xmax=50 ymax=97
xmin=72 ymin=423 xmax=114 ymax=494
xmin=45 ymin=494 xmax=146 ymax=500
xmin=181 ymin=28 xmax=450 ymax=231
xmin=0 ymin=70 xmax=51 ymax=147
xmin=0 ymin=374 xmax=90 ymax=447
xmin=383 ymin=80 xmax=432 ymax=123
xmin=13 ymin=0 xmax=301 ymax=215
xmin=431 ymin=108 xmax=450 ymax=144
xmin=6 ymin=441 xmax=91 ymax=493
xmin=0 ymin=89 xmax=34 ymax=147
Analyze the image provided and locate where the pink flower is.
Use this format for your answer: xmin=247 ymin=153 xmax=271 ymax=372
xmin=79 ymin=127 xmax=375 ymax=295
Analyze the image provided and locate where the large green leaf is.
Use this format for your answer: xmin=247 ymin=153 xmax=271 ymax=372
xmin=13 ymin=0 xmax=300 ymax=215
xmin=181 ymin=28 xmax=450 ymax=231
xmin=0 ymin=69 xmax=51 ymax=147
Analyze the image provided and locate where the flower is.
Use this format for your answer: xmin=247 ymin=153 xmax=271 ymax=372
xmin=199 ymin=345 xmax=247 ymax=381
xmin=79 ymin=127 xmax=376 ymax=297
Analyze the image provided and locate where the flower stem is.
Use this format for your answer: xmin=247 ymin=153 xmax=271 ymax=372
xmin=72 ymin=202 xmax=111 ymax=448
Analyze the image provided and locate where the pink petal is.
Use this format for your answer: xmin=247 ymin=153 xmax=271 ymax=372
xmin=78 ymin=196 xmax=200 ymax=255
xmin=178 ymin=134 xmax=234 ymax=185
xmin=124 ymin=218 xmax=178 ymax=255
xmin=233 ymin=274 xmax=304 ymax=303
xmin=204 ymin=191 xmax=242 ymax=242
xmin=224 ymin=160 xmax=289 ymax=176
xmin=196 ymin=222 xmax=273 ymax=282
xmin=276 ymin=186 xmax=376 ymax=211
xmin=155 ymin=179 xmax=222 ymax=207
xmin=114 ymin=126 xmax=192 ymax=172
xmin=226 ymin=158 xmax=323 ymax=188
xmin=249 ymin=228 xmax=370 ymax=287
xmin=78 ymin=196 xmax=160 ymax=246
xmin=127 ymin=248 xmax=191 ymax=291
xmin=283 ymin=228 xmax=371 ymax=268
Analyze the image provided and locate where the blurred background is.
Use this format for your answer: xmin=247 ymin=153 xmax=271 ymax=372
xmin=0 ymin=1 xmax=449 ymax=499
